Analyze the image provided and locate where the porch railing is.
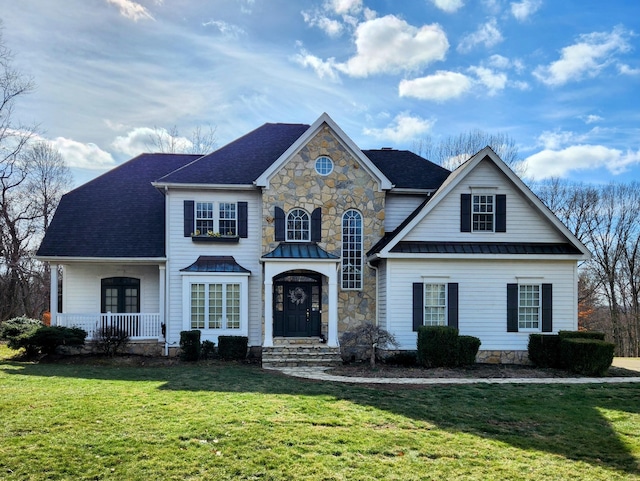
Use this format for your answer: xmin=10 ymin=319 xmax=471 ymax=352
xmin=56 ymin=313 xmax=162 ymax=340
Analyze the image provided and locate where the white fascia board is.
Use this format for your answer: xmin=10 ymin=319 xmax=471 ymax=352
xmin=35 ymin=256 xmax=167 ymax=264
xmin=254 ymin=112 xmax=393 ymax=191
xmin=151 ymin=182 xmax=257 ymax=191
xmin=381 ymin=252 xmax=588 ymax=261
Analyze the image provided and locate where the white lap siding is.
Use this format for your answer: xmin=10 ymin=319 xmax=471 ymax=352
xmin=384 ymin=194 xmax=428 ymax=232
xmin=384 ymin=258 xmax=578 ymax=351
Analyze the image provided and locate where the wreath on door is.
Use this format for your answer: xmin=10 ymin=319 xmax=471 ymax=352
xmin=288 ymin=287 xmax=307 ymax=305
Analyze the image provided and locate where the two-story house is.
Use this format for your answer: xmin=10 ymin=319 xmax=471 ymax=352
xmin=36 ymin=113 xmax=590 ymax=366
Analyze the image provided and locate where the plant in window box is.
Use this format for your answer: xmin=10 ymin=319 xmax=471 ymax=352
xmin=191 ymin=229 xmax=239 ymax=243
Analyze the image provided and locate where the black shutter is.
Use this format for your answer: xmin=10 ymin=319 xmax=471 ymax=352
xmin=184 ymin=200 xmax=194 ymax=237
xmin=495 ymin=194 xmax=506 ymax=232
xmin=238 ymin=202 xmax=248 ymax=238
xmin=460 ymin=194 xmax=471 ymax=232
xmin=311 ymin=207 xmax=321 ymax=242
xmin=507 ymin=283 xmax=519 ymax=332
xmin=412 ymin=283 xmax=423 ymax=332
xmin=274 ymin=206 xmax=285 ymax=242
xmin=542 ymin=283 xmax=553 ymax=332
xmin=447 ymin=283 xmax=459 ymax=329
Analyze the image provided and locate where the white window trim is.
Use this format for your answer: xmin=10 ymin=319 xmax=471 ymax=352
xmin=315 ymin=156 xmax=334 ymax=176
xmin=471 ymin=192 xmax=496 ymax=233
xmin=341 ymin=209 xmax=363 ymax=290
xmin=517 ymin=283 xmax=541 ymax=332
xmin=181 ymin=273 xmax=249 ymax=337
xmin=194 ymin=201 xmax=238 ymax=236
xmin=286 ymin=208 xmax=311 ymax=243
xmin=423 ymin=282 xmax=447 ymax=327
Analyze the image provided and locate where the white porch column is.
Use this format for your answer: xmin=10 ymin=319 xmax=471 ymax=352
xmin=327 ymin=275 xmax=339 ymax=347
xmin=159 ymin=264 xmax=166 ymax=339
xmin=263 ymin=279 xmax=274 ymax=347
xmin=50 ymin=264 xmax=58 ymax=326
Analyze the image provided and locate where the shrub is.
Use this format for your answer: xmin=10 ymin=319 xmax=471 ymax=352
xmin=558 ymin=330 xmax=606 ymax=341
xmin=528 ymin=334 xmax=562 ymax=368
xmin=19 ymin=326 xmax=87 ymax=357
xmin=417 ymin=326 xmax=460 ymax=368
xmin=457 ymin=335 xmax=481 ymax=366
xmin=340 ymin=322 xmax=398 ymax=367
xmin=0 ymin=316 xmax=44 ymax=352
xmin=94 ymin=326 xmax=130 ymax=357
xmin=200 ymin=340 xmax=216 ymax=360
xmin=561 ymin=338 xmax=615 ymax=376
xmin=383 ymin=351 xmax=418 ymax=367
xmin=218 ymin=336 xmax=248 ymax=361
xmin=179 ymin=330 xmax=202 ymax=361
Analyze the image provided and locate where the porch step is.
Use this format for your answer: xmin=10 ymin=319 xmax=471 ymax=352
xmin=262 ymin=345 xmax=343 ymax=369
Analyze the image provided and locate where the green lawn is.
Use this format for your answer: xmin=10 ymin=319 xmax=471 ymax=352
xmin=1 ymin=346 xmax=640 ymax=480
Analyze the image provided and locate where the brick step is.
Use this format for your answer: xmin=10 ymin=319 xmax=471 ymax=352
xmin=262 ymin=346 xmax=342 ymax=368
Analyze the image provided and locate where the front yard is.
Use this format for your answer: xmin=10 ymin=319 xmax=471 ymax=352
xmin=1 ymin=345 xmax=639 ymax=480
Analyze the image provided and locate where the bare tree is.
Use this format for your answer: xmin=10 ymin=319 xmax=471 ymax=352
xmin=412 ymin=129 xmax=523 ymax=174
xmin=146 ymin=124 xmax=217 ymax=155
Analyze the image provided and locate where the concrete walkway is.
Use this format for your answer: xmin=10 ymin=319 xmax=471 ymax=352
xmin=271 ymin=358 xmax=640 ymax=385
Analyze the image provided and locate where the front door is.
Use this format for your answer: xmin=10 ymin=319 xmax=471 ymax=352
xmin=284 ymin=283 xmax=312 ymax=337
xmin=273 ymin=273 xmax=322 ymax=337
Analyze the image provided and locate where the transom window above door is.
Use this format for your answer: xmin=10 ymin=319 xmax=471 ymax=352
xmin=286 ymin=208 xmax=310 ymax=241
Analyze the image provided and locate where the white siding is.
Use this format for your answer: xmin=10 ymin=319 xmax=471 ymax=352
xmin=377 ymin=262 xmax=388 ymax=330
xmin=384 ymin=194 xmax=427 ymax=232
xmin=63 ymin=264 xmax=160 ymax=313
xmin=404 ymin=161 xmax=566 ymax=243
xmin=384 ymin=258 xmax=578 ymax=351
xmin=165 ymin=189 xmax=263 ymax=347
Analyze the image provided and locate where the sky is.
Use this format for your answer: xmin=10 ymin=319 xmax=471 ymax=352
xmin=1 ymin=0 xmax=639 ymax=187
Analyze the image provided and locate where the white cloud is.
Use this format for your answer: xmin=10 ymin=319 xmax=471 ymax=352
xmin=457 ymin=18 xmax=503 ymax=53
xmin=510 ymin=0 xmax=542 ymax=21
xmin=430 ymin=0 xmax=465 ymax=13
xmin=487 ymin=54 xmax=510 ymax=69
xmin=327 ymin=0 xmax=363 ymax=15
xmin=536 ymin=130 xmax=586 ymax=150
xmin=399 ymin=71 xmax=472 ymax=101
xmin=337 ymin=15 xmax=449 ymax=77
xmin=105 ymin=0 xmax=154 ymax=21
xmin=533 ymin=26 xmax=631 ymax=86
xmin=292 ymin=49 xmax=341 ymax=82
xmin=202 ymin=20 xmax=246 ymax=38
xmin=49 ymin=137 xmax=116 ymax=170
xmin=363 ymin=113 xmax=435 ymax=142
xmin=111 ymin=127 xmax=191 ymax=157
xmin=523 ymin=145 xmax=640 ymax=179
xmin=583 ymin=114 xmax=603 ymax=124
xmin=301 ymin=11 xmax=344 ymax=37
xmin=619 ymin=64 xmax=640 ymax=75
xmin=468 ymin=66 xmax=507 ymax=94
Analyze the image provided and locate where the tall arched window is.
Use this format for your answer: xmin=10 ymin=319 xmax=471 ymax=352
xmin=287 ymin=208 xmax=310 ymax=241
xmin=342 ymin=210 xmax=363 ymax=289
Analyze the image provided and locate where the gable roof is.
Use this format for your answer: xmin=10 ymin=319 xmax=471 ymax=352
xmin=369 ymin=146 xmax=591 ymax=260
xmin=154 ymin=123 xmax=310 ymax=187
xmin=37 ymin=153 xmax=199 ymax=259
xmin=363 ymin=149 xmax=450 ymax=191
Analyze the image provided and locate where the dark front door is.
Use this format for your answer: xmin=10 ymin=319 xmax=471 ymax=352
xmin=284 ymin=283 xmax=312 ymax=337
xmin=273 ymin=274 xmax=322 ymax=337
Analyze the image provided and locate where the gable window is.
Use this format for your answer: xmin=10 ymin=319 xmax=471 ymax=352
xmin=472 ymin=194 xmax=494 ymax=232
xmin=287 ymin=208 xmax=310 ymax=241
xmin=189 ymin=281 xmax=241 ymax=330
xmin=101 ymin=277 xmax=140 ymax=313
xmin=342 ymin=210 xmax=363 ymax=290
xmin=315 ymin=156 xmax=334 ymax=176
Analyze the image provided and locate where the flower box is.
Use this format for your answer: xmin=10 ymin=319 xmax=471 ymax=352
xmin=191 ymin=235 xmax=240 ymax=243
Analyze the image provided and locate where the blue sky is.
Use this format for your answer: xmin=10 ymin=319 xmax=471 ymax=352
xmin=1 ymin=0 xmax=639 ymax=186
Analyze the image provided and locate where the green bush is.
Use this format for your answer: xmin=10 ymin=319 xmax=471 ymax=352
xmin=383 ymin=351 xmax=418 ymax=367
xmin=218 ymin=336 xmax=248 ymax=361
xmin=457 ymin=335 xmax=481 ymax=366
xmin=0 ymin=317 xmax=44 ymax=352
xmin=528 ymin=334 xmax=562 ymax=368
xmin=179 ymin=330 xmax=202 ymax=361
xmin=18 ymin=326 xmax=87 ymax=357
xmin=558 ymin=330 xmax=606 ymax=341
xmin=200 ymin=340 xmax=216 ymax=360
xmin=561 ymin=338 xmax=615 ymax=376
xmin=417 ymin=326 xmax=460 ymax=368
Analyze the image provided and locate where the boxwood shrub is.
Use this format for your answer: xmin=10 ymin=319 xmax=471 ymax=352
xmin=179 ymin=330 xmax=201 ymax=361
xmin=558 ymin=330 xmax=606 ymax=341
xmin=457 ymin=335 xmax=482 ymax=366
xmin=561 ymin=338 xmax=615 ymax=376
xmin=218 ymin=336 xmax=248 ymax=361
xmin=417 ymin=326 xmax=480 ymax=368
xmin=527 ymin=334 xmax=562 ymax=368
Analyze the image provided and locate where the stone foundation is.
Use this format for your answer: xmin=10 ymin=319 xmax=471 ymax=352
xmin=476 ymin=350 xmax=530 ymax=365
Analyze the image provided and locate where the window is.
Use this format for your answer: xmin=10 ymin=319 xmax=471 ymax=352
xmin=424 ymin=283 xmax=446 ymax=326
xmin=342 ymin=210 xmax=363 ymax=289
xmin=196 ymin=202 xmax=214 ymax=234
xmin=101 ymin=277 xmax=140 ymax=313
xmin=472 ymin=194 xmax=494 ymax=232
xmin=287 ymin=208 xmax=310 ymax=241
xmin=518 ymin=284 xmax=540 ymax=330
xmin=218 ymin=203 xmax=237 ymax=236
xmin=189 ymin=282 xmax=241 ymax=330
xmin=194 ymin=201 xmax=237 ymax=236
xmin=315 ymin=156 xmax=334 ymax=176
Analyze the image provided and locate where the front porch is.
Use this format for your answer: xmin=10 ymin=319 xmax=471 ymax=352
xmin=55 ymin=313 xmax=163 ymax=340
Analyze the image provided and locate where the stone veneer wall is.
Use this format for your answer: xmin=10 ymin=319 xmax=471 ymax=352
xmin=262 ymin=124 xmax=386 ymax=336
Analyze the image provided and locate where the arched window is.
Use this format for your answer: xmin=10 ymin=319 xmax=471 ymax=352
xmin=342 ymin=210 xmax=363 ymax=289
xmin=287 ymin=208 xmax=310 ymax=241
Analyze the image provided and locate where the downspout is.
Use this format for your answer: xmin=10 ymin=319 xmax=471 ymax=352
xmin=163 ymin=185 xmax=171 ymax=357
xmin=367 ymin=260 xmax=379 ymax=326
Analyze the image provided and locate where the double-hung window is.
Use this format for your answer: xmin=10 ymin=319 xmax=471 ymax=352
xmin=218 ymin=203 xmax=237 ymax=236
xmin=189 ymin=281 xmax=241 ymax=330
xmin=472 ymin=194 xmax=494 ymax=232
xmin=518 ymin=284 xmax=540 ymax=330
xmin=196 ymin=202 xmax=215 ymax=234
xmin=195 ymin=201 xmax=237 ymax=236
xmin=424 ymin=283 xmax=446 ymax=326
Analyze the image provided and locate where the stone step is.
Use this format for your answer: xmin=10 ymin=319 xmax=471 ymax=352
xmin=262 ymin=345 xmax=342 ymax=368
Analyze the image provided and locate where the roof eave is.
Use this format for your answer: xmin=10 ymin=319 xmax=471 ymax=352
xmin=36 ymin=256 xmax=167 ymax=264
xmin=151 ymin=181 xmax=257 ymax=191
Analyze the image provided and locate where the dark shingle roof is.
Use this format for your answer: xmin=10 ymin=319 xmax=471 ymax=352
xmin=157 ymin=123 xmax=310 ymax=185
xmin=363 ymin=149 xmax=450 ymax=190
xmin=390 ymin=242 xmax=583 ymax=255
xmin=180 ymin=256 xmax=251 ymax=273
xmin=262 ymin=243 xmax=339 ymax=259
xmin=37 ymin=153 xmax=199 ymax=258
